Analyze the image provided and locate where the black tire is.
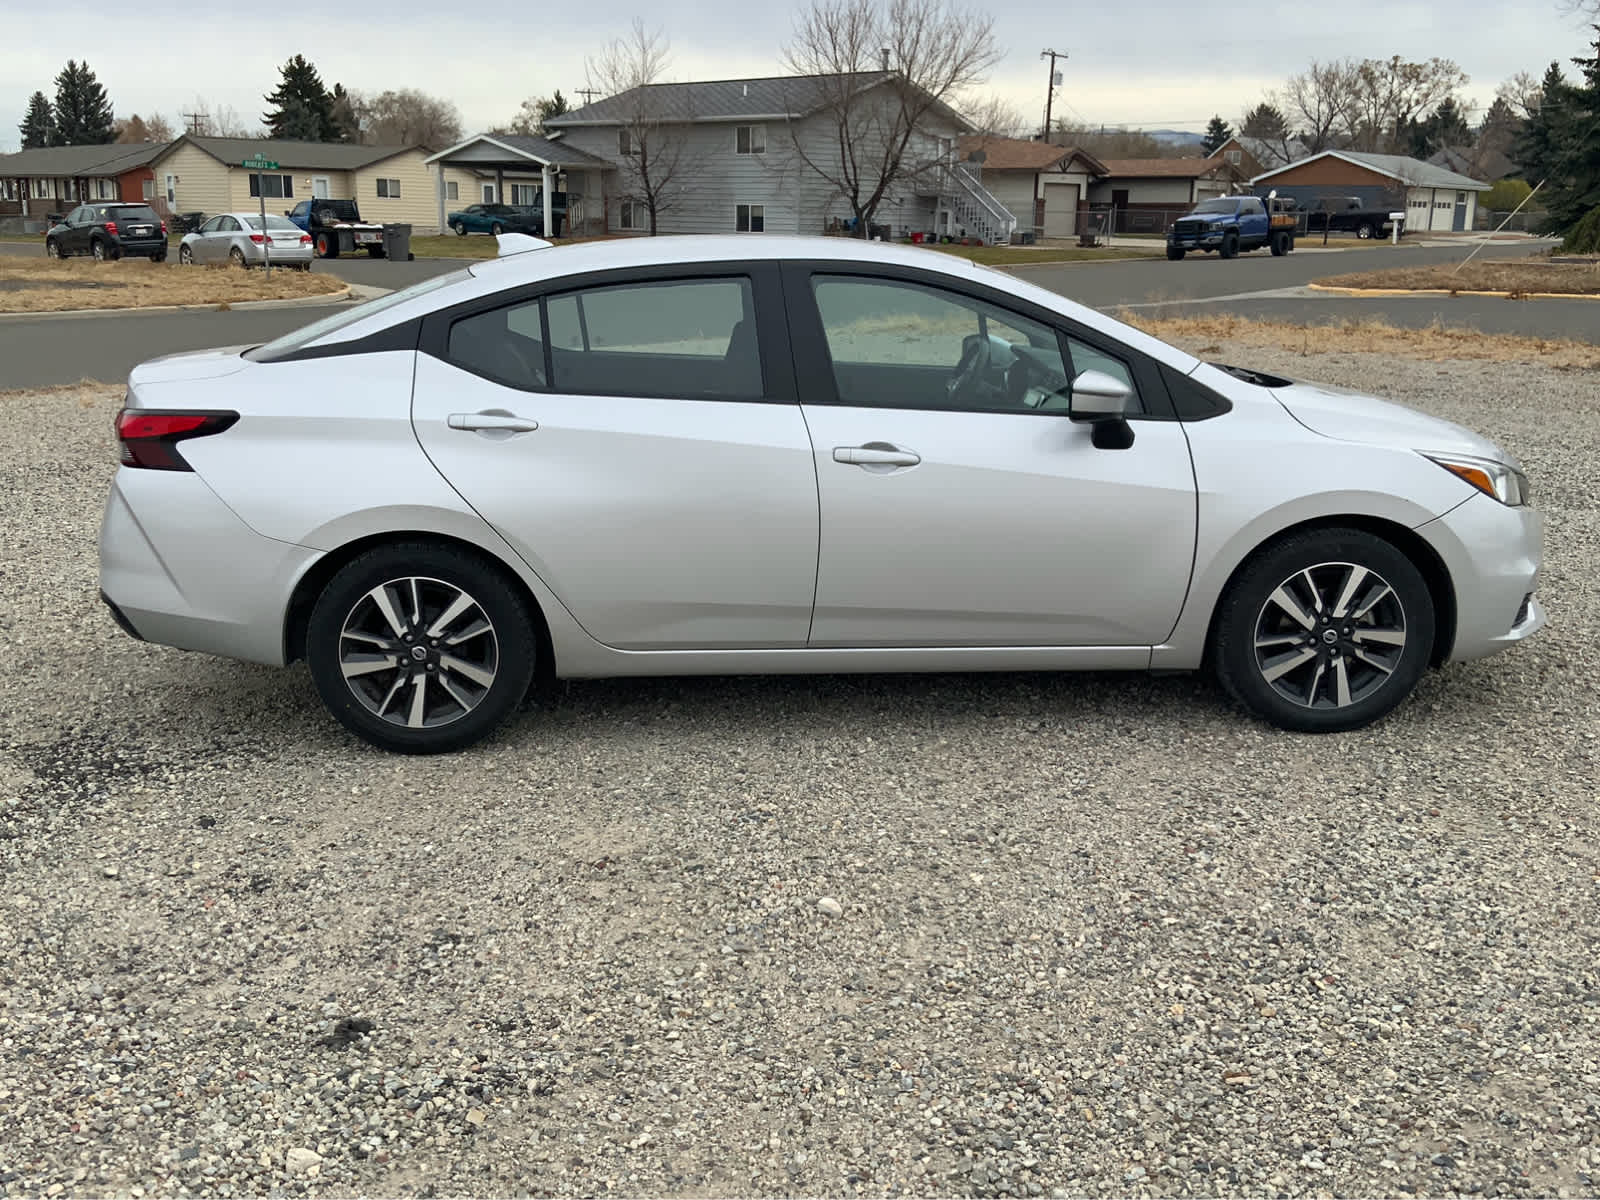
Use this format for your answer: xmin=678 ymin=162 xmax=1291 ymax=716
xmin=1270 ymin=230 xmax=1290 ymax=256
xmin=451 ymin=221 xmax=467 ymax=236
xmin=315 ymin=232 xmax=338 ymax=259
xmin=1166 ymin=246 xmax=1185 ymax=261
xmin=45 ymin=238 xmax=62 ymax=259
xmin=228 ymin=246 xmax=247 ymax=268
xmin=366 ymin=246 xmax=385 ymax=257
xmin=91 ymin=238 xmax=111 ymax=261
xmin=1210 ymin=527 xmax=1435 ymax=734
xmin=1220 ymin=232 xmax=1239 ymax=259
xmin=1356 ymin=222 xmax=1375 ymax=240
xmin=490 ymin=222 xmax=504 ymax=235
xmin=152 ymin=248 xmax=167 ymax=263
xmin=179 ymin=244 xmax=194 ymax=265
xmin=306 ymin=542 xmax=538 ymax=754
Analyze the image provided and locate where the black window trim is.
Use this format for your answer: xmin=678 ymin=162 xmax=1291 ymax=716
xmin=777 ymin=261 xmax=1180 ymax=421
xmin=417 ymin=260 xmax=798 ymax=406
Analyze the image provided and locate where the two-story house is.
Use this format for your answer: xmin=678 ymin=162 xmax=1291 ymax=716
xmin=539 ymin=72 xmax=1014 ymax=243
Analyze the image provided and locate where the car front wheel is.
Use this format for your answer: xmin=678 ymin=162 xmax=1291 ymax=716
xmin=452 ymin=222 xmax=466 ymax=236
xmin=306 ymin=542 xmax=538 ymax=754
xmin=45 ymin=238 xmax=62 ymax=259
xmin=1210 ymin=528 xmax=1435 ymax=733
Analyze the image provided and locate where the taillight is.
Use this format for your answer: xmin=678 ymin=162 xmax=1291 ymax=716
xmin=115 ymin=409 xmax=238 ymax=470
xmin=160 ymin=220 xmax=168 ymax=235
xmin=249 ymin=233 xmax=265 ymax=244
xmin=299 ymin=234 xmax=312 ymax=245
xmin=105 ymin=220 xmax=118 ymax=236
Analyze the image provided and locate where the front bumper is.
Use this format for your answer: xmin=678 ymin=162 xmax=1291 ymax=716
xmin=1417 ymin=493 xmax=1544 ymax=662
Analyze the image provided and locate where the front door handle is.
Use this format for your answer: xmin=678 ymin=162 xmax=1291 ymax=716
xmin=447 ymin=411 xmax=539 ymax=434
xmin=833 ymin=444 xmax=921 ymax=467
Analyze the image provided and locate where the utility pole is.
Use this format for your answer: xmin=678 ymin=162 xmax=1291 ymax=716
xmin=575 ymin=87 xmax=601 ymax=106
xmin=1039 ymin=49 xmax=1067 ymax=141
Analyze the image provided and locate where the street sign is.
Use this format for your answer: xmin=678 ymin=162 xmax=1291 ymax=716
xmin=241 ymin=158 xmax=280 ymax=274
xmin=241 ymin=157 xmax=279 ymax=170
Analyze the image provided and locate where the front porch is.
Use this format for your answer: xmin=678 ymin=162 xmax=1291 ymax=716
xmin=425 ymin=134 xmax=614 ymax=238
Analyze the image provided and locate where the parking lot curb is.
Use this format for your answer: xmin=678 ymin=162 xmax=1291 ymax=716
xmin=0 ymin=284 xmax=353 ymax=321
xmin=1307 ymin=283 xmax=1600 ymax=300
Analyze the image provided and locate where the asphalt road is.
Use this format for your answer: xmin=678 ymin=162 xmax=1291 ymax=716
xmin=1 ymin=236 xmax=1584 ymax=392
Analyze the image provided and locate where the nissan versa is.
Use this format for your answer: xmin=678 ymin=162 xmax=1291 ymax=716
xmin=98 ymin=235 xmax=1543 ymax=753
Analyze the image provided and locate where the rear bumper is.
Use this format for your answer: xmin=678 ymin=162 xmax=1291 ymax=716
xmin=115 ymin=238 xmax=168 ymax=256
xmin=244 ymin=243 xmax=314 ymax=265
xmin=99 ymin=469 xmax=321 ymax=667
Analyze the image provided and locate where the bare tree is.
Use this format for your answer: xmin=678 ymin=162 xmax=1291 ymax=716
xmin=1348 ymin=55 xmax=1469 ymax=152
xmin=181 ymin=97 xmax=258 ymax=138
xmin=1283 ymin=59 xmax=1361 ymax=153
xmin=1497 ymin=70 xmax=1545 ymax=119
xmin=782 ymin=0 xmax=1001 ymax=235
xmin=114 ymin=113 xmax=174 ymax=143
xmin=586 ymin=20 xmax=693 ymax=235
xmin=960 ymin=92 xmax=1027 ymax=138
xmin=361 ymin=89 xmax=463 ymax=148
xmin=1049 ymin=120 xmax=1167 ymax=158
xmin=500 ymin=91 xmax=570 ymax=137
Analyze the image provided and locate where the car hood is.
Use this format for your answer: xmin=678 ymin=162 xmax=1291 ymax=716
xmin=128 ymin=346 xmax=253 ymax=388
xmin=1271 ymin=380 xmax=1514 ymax=465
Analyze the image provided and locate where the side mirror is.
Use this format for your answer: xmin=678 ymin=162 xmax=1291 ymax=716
xmin=1068 ymin=370 xmax=1133 ymax=423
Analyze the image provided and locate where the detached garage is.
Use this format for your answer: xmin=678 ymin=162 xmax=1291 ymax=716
xmin=956 ymin=137 xmax=1107 ymax=241
xmin=1252 ymin=150 xmax=1489 ymax=233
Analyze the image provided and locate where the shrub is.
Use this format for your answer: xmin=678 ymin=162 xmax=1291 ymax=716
xmin=1483 ymin=178 xmax=1534 ymax=213
xmin=1560 ymin=205 xmax=1600 ymax=253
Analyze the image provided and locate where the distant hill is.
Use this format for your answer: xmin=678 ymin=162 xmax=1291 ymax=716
xmin=1146 ymin=129 xmax=1209 ymax=149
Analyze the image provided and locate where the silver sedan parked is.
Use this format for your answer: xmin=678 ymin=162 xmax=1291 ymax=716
xmin=177 ymin=213 xmax=314 ymax=269
xmin=99 ymin=235 xmax=1543 ymax=753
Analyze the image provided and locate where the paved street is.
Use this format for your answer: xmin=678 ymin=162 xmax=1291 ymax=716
xmin=1 ymin=236 xmax=1583 ymax=391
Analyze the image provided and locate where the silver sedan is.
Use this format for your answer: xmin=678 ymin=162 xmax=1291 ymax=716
xmin=177 ymin=212 xmax=314 ymax=269
xmin=98 ymin=235 xmax=1543 ymax=753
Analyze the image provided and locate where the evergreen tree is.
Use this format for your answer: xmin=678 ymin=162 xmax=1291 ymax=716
xmin=1409 ymin=96 xmax=1472 ymax=156
xmin=18 ymin=91 xmax=55 ymax=148
xmin=263 ymin=55 xmax=337 ymax=140
xmin=1202 ymin=114 xmax=1234 ymax=155
xmin=1550 ymin=26 xmax=1600 ymax=234
xmin=1240 ymin=102 xmax=1289 ymax=140
xmin=52 ymin=61 xmax=115 ymax=145
xmin=329 ymin=83 xmax=363 ymax=143
xmin=537 ymin=90 xmax=570 ymax=130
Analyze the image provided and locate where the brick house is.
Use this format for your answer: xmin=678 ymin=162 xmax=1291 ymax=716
xmin=0 ymin=142 xmax=168 ymax=224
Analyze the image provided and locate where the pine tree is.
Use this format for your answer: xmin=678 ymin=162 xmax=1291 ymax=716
xmin=328 ymin=83 xmax=363 ymax=143
xmin=1240 ymin=102 xmax=1289 ymax=140
xmin=1514 ymin=63 xmax=1569 ymax=192
xmin=263 ymin=55 xmax=337 ymax=141
xmin=1202 ymin=114 xmax=1233 ymax=155
xmin=18 ymin=91 xmax=55 ymax=148
xmin=1552 ymin=26 xmax=1600 ymax=235
xmin=52 ymin=61 xmax=115 ymax=145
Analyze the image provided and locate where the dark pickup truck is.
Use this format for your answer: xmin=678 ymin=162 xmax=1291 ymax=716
xmin=285 ymin=198 xmax=387 ymax=258
xmin=1302 ymin=196 xmax=1405 ymax=240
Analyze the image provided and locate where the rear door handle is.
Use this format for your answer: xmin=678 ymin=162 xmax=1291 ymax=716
xmin=447 ymin=412 xmax=539 ymax=433
xmin=833 ymin=445 xmax=921 ymax=467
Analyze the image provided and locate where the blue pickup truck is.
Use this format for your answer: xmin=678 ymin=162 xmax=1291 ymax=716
xmin=1166 ymin=195 xmax=1295 ymax=260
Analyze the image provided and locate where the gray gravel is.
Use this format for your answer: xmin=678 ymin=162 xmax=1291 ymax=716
xmin=2 ymin=345 xmax=1598 ymax=1199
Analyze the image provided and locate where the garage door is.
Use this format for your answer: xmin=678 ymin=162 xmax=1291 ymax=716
xmin=1043 ymin=181 xmax=1079 ymax=239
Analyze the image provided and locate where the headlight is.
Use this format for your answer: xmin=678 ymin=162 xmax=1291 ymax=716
xmin=1208 ymin=221 xmax=1225 ymax=231
xmin=1426 ymin=453 xmax=1531 ymax=506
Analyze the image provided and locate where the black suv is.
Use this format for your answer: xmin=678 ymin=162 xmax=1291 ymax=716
xmin=45 ymin=203 xmax=169 ymax=262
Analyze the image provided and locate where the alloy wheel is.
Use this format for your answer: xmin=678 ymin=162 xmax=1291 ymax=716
xmin=338 ymin=576 xmax=499 ymax=729
xmin=1252 ymin=561 xmax=1407 ymax=709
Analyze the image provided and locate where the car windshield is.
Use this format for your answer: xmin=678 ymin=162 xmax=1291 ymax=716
xmin=244 ymin=215 xmax=302 ymax=232
xmin=1191 ymin=199 xmax=1240 ymax=214
xmin=244 ymin=268 xmax=475 ymax=362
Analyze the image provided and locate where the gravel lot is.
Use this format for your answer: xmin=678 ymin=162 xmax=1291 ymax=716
xmin=2 ymin=345 xmax=1597 ymax=1199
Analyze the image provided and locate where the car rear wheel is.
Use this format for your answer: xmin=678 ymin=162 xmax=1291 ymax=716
xmin=1356 ymin=222 xmax=1375 ymax=239
xmin=306 ymin=542 xmax=538 ymax=754
xmin=1166 ymin=246 xmax=1185 ymax=261
xmin=315 ymin=233 xmax=338 ymax=258
xmin=92 ymin=239 xmax=111 ymax=261
xmin=229 ymin=246 xmax=247 ymax=268
xmin=1270 ymin=230 xmax=1290 ymax=256
xmin=1211 ymin=528 xmax=1435 ymax=733
xmin=1220 ymin=232 xmax=1239 ymax=259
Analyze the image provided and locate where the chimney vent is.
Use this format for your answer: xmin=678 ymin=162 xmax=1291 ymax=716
xmin=880 ymin=47 xmax=891 ymax=71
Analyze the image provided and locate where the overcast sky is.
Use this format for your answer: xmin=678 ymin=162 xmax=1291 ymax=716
xmin=1 ymin=0 xmax=1592 ymax=153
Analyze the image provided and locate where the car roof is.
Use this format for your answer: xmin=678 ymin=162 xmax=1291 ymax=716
xmin=308 ymin=234 xmax=1201 ymax=374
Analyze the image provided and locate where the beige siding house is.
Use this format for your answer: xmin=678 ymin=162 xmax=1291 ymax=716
xmin=956 ymin=137 xmax=1108 ymax=240
xmin=148 ymin=136 xmax=445 ymax=232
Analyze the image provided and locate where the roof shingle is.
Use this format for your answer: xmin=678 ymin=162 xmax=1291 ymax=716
xmin=0 ymin=142 xmax=169 ymax=177
xmin=1096 ymin=157 xmax=1227 ymax=178
xmin=546 ymin=72 xmax=895 ymax=125
xmin=159 ymin=136 xmax=422 ymax=171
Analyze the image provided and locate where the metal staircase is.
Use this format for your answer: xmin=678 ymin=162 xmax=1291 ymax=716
xmin=944 ymin=162 xmax=1017 ymax=246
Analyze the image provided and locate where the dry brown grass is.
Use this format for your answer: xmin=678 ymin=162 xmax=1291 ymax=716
xmin=0 ymin=258 xmax=346 ymax=313
xmin=1314 ymin=259 xmax=1600 ymax=297
xmin=1118 ymin=311 xmax=1600 ymax=368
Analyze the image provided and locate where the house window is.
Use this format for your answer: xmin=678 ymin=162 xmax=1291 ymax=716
xmin=482 ymin=183 xmax=495 ymax=203
xmin=735 ymin=124 xmax=766 ymax=155
xmin=1457 ymin=191 xmax=1466 ymax=204
xmin=37 ymin=178 xmax=49 ymax=199
xmin=619 ymin=128 xmax=634 ymax=156
xmin=249 ymin=173 xmax=293 ymax=199
xmin=1224 ymin=149 xmax=1241 ymax=164
xmin=445 ymin=180 xmax=459 ymax=201
xmin=95 ymin=178 xmax=111 ymax=199
xmin=618 ymin=197 xmax=640 ymax=230
xmin=376 ymin=178 xmax=401 ymax=198
xmin=736 ymin=203 xmax=765 ymax=233
xmin=142 ymin=179 xmax=154 ymax=200
xmin=510 ymin=183 xmax=538 ymax=205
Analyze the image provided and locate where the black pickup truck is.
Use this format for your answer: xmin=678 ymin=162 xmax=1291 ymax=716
xmin=1301 ymin=195 xmax=1405 ymax=240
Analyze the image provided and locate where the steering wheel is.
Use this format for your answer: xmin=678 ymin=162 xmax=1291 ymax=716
xmin=946 ymin=333 xmax=991 ymax=405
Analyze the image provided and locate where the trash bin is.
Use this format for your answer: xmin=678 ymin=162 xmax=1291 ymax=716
xmin=381 ymin=222 xmax=413 ymax=261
